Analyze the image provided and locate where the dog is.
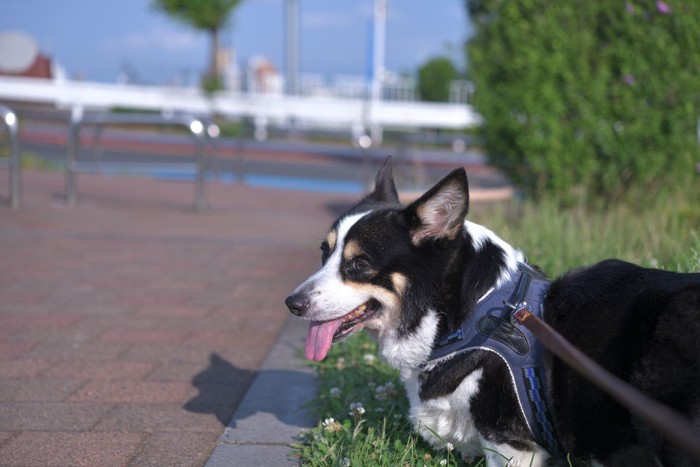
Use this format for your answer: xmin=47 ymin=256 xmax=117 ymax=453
xmin=285 ymin=157 xmax=700 ymax=466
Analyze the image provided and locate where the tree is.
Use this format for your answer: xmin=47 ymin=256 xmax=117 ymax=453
xmin=417 ymin=56 xmax=459 ymax=102
xmin=152 ymin=0 xmax=242 ymax=89
xmin=465 ymin=0 xmax=700 ymax=200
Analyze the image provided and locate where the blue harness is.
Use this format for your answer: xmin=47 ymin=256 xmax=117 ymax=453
xmin=423 ymin=266 xmax=563 ymax=456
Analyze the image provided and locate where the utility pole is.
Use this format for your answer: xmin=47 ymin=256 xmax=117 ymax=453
xmin=371 ymin=0 xmax=387 ymax=105
xmin=285 ymin=0 xmax=299 ymax=96
xmin=368 ymin=0 xmax=388 ymax=146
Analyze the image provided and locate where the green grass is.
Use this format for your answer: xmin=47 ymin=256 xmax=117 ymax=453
xmin=293 ymin=192 xmax=700 ymax=466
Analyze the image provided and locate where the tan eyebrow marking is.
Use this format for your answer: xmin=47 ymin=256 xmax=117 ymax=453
xmin=391 ymin=272 xmax=408 ymax=295
xmin=326 ymin=230 xmax=337 ymax=251
xmin=343 ymin=239 xmax=362 ymax=260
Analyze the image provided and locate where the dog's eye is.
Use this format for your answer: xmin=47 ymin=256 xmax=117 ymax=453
xmin=348 ymin=256 xmax=371 ymax=273
xmin=320 ymin=241 xmax=330 ymax=265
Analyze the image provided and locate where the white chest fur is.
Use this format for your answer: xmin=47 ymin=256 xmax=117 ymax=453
xmin=401 ymin=366 xmax=550 ymax=466
xmin=401 ymin=367 xmax=485 ymax=457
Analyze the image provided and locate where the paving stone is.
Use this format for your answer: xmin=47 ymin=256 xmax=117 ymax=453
xmin=98 ymin=328 xmax=193 ymax=345
xmin=0 ymin=431 xmax=145 ymax=467
xmin=128 ymin=432 xmax=216 ymax=467
xmin=0 ymin=341 xmax=36 ymax=359
xmin=0 ymin=359 xmax=51 ymax=377
xmin=27 ymin=341 xmax=130 ymax=361
xmin=43 ymin=361 xmax=155 ymax=381
xmin=0 ymin=170 xmax=350 ymax=465
xmin=93 ymin=404 xmax=223 ymax=433
xmin=0 ymin=431 xmax=16 ymax=449
xmin=0 ymin=402 xmax=115 ymax=431
xmin=0 ymin=378 xmax=85 ymax=402
xmin=68 ymin=381 xmax=193 ymax=404
xmin=205 ymin=444 xmax=298 ymax=467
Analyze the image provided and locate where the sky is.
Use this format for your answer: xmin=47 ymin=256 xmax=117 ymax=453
xmin=1 ymin=0 xmax=471 ymax=85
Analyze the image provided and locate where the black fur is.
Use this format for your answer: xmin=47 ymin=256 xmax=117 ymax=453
xmin=544 ymin=260 xmax=700 ymax=465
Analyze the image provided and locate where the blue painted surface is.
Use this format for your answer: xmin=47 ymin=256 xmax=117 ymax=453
xmin=146 ymin=168 xmax=364 ymax=194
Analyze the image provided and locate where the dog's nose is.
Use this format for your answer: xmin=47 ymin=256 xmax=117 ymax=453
xmin=285 ymin=293 xmax=309 ymax=316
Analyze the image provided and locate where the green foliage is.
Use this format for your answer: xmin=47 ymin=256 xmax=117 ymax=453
xmin=151 ymin=0 xmax=241 ymax=31
xmin=418 ymin=56 xmax=460 ymax=102
xmin=201 ymin=73 xmax=224 ymax=94
xmin=469 ymin=190 xmax=700 ymax=275
xmin=295 ymin=334 xmax=466 ymax=466
xmin=466 ymin=0 xmax=700 ymax=200
xmin=151 ymin=0 xmax=242 ymax=89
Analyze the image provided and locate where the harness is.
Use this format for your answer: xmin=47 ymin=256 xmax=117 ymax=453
xmin=422 ymin=264 xmax=563 ymax=457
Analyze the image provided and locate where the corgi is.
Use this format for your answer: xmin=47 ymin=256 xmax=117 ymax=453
xmin=285 ymin=157 xmax=700 ymax=466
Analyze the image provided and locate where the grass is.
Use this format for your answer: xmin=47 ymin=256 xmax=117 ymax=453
xmin=293 ymin=190 xmax=700 ymax=466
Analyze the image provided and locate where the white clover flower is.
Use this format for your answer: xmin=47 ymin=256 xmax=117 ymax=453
xmin=440 ymin=459 xmax=447 ymax=466
xmin=340 ymin=458 xmax=351 ymax=467
xmin=348 ymin=402 xmax=365 ymax=416
xmin=374 ymin=381 xmax=398 ymax=401
xmin=363 ymin=353 xmax=376 ymax=364
xmin=322 ymin=417 xmax=342 ymax=433
xmin=329 ymin=387 xmax=341 ymax=397
xmin=446 ymin=442 xmax=454 ymax=452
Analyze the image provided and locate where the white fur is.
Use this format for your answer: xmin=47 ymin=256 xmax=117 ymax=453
xmin=464 ymin=220 xmax=525 ymax=287
xmin=290 ymin=212 xmax=371 ymax=321
xmin=480 ymin=439 xmax=549 ymax=467
xmin=378 ymin=308 xmax=440 ymax=369
xmin=407 ymin=368 xmax=485 ymax=458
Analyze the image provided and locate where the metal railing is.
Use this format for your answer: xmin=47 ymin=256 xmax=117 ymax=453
xmin=66 ymin=112 xmax=214 ymax=210
xmin=0 ymin=104 xmax=21 ymax=209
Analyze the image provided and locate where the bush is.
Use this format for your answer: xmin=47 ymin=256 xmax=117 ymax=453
xmin=417 ymin=56 xmax=460 ymax=102
xmin=466 ymin=1 xmax=700 ymax=200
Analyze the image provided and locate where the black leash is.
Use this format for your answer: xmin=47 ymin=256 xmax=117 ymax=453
xmin=513 ymin=306 xmax=700 ymax=464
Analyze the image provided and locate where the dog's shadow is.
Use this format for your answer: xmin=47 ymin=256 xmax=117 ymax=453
xmin=183 ymin=352 xmax=317 ymax=429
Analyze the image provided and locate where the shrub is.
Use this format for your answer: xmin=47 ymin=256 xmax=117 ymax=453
xmin=466 ymin=0 xmax=700 ymax=200
xmin=418 ymin=56 xmax=460 ymax=102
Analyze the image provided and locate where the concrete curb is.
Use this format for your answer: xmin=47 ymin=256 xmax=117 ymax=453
xmin=205 ymin=317 xmax=317 ymax=466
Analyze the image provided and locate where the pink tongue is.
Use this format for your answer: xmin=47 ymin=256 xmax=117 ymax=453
xmin=306 ymin=317 xmax=344 ymax=361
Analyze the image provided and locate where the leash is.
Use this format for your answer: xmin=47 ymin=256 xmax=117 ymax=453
xmin=513 ymin=305 xmax=700 ymax=464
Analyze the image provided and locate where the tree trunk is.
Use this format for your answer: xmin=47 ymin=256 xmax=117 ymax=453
xmin=210 ymin=26 xmax=220 ymax=79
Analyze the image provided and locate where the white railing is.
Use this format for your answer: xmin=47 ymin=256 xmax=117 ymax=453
xmin=0 ymin=76 xmax=481 ymax=134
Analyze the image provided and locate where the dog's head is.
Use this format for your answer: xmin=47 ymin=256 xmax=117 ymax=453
xmin=285 ymin=157 xmax=469 ymax=365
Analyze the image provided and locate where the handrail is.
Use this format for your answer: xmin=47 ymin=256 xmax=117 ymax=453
xmin=0 ymin=104 xmax=21 ymax=208
xmin=66 ymin=111 xmax=213 ymax=210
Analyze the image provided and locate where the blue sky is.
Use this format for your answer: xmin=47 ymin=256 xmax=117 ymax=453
xmin=1 ymin=0 xmax=471 ymax=85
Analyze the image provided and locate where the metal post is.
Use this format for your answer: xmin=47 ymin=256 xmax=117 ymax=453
xmin=0 ymin=104 xmax=21 ymax=208
xmin=66 ymin=110 xmax=81 ymax=207
xmin=189 ymin=118 xmax=208 ymax=211
xmin=285 ymin=0 xmax=299 ymax=96
xmin=366 ymin=0 xmax=387 ymax=147
xmin=64 ymin=111 xmax=211 ymax=210
xmin=371 ymin=0 xmax=387 ymax=105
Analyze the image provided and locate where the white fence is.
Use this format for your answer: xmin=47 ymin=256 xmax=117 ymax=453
xmin=0 ymin=76 xmax=481 ymax=136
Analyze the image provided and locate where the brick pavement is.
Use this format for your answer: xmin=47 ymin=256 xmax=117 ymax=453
xmin=0 ymin=171 xmax=355 ymax=466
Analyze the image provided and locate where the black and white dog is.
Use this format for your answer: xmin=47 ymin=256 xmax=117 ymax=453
xmin=285 ymin=158 xmax=700 ymax=466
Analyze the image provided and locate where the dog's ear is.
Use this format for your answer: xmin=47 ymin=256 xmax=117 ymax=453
xmin=366 ymin=156 xmax=399 ymax=204
xmin=404 ymin=168 xmax=469 ymax=245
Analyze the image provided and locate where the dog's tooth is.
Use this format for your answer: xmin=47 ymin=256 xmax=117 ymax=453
xmin=358 ymin=304 xmax=367 ymax=312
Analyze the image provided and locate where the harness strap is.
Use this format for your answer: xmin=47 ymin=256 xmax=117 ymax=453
xmin=423 ymin=267 xmax=563 ymax=457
